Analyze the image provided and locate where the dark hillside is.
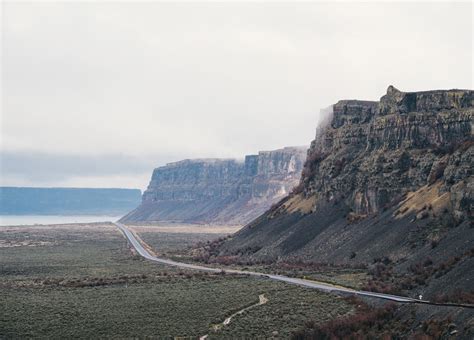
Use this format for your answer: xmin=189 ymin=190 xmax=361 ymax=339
xmin=218 ymin=87 xmax=473 ymax=311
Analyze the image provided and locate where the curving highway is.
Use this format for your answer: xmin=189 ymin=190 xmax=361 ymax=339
xmin=114 ymin=222 xmax=418 ymax=303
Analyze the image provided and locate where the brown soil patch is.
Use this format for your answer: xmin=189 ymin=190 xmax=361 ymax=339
xmin=395 ymin=182 xmax=450 ymax=219
xmin=282 ymin=194 xmax=316 ymax=214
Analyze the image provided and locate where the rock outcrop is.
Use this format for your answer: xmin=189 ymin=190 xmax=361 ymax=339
xmin=120 ymin=147 xmax=307 ymax=225
xmin=300 ymin=86 xmax=473 ymax=216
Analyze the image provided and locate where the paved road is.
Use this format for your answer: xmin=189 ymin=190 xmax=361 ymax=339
xmin=114 ymin=222 xmax=417 ymax=303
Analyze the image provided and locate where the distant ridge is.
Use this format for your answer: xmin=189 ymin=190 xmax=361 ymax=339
xmin=120 ymin=146 xmax=308 ymax=225
xmin=0 ymin=187 xmax=141 ymax=215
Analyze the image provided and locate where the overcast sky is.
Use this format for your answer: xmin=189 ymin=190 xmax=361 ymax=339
xmin=1 ymin=1 xmax=472 ymax=190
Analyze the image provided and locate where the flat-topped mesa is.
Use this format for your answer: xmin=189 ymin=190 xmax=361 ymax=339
xmin=147 ymin=159 xmax=243 ymax=187
xmin=315 ymin=86 xmax=474 ymax=153
xmin=142 ymin=159 xmax=244 ymax=203
xmin=379 ymin=85 xmax=474 ymax=115
xmin=121 ymin=146 xmax=308 ymax=225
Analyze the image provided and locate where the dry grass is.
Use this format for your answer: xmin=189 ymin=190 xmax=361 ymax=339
xmin=0 ymin=223 xmax=120 ymax=248
xmin=281 ymin=193 xmax=316 ymax=214
xmin=129 ymin=224 xmax=237 ymax=257
xmin=395 ymin=182 xmax=450 ymax=219
xmin=0 ymin=240 xmax=55 ymax=248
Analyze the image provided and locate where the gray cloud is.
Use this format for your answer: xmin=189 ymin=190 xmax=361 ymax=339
xmin=1 ymin=2 xmax=472 ymax=189
xmin=1 ymin=151 xmax=162 ymax=179
xmin=0 ymin=151 xmax=183 ymax=188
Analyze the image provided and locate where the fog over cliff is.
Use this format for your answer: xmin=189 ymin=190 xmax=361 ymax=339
xmin=1 ymin=2 xmax=472 ymax=189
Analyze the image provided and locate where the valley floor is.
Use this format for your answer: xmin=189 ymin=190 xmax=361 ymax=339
xmin=0 ymin=223 xmax=352 ymax=338
xmin=2 ymin=222 xmax=472 ymax=339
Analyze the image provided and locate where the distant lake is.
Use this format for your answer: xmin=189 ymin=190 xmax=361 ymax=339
xmin=0 ymin=215 xmax=124 ymax=226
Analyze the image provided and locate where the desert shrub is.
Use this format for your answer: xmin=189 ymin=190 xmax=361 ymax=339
xmin=433 ymin=290 xmax=474 ymax=304
xmin=214 ymin=255 xmax=240 ymax=266
xmin=365 ymin=248 xmax=474 ymax=295
xmin=358 ymin=258 xmax=402 ymax=294
xmin=292 ymin=298 xmax=397 ymax=339
xmin=192 ymin=235 xmax=233 ymax=263
xmin=412 ymin=319 xmax=453 ymax=339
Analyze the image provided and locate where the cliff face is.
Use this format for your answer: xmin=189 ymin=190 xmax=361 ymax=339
xmin=120 ymin=147 xmax=307 ymax=225
xmin=300 ymin=86 xmax=473 ymax=217
xmin=220 ymin=87 xmax=473 ymax=300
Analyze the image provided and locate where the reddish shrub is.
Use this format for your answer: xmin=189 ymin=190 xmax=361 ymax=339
xmin=433 ymin=290 xmax=474 ymax=304
xmin=292 ymin=298 xmax=397 ymax=339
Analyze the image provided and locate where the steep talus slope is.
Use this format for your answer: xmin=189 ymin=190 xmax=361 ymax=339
xmin=121 ymin=147 xmax=307 ymax=225
xmin=220 ymin=86 xmax=473 ymax=300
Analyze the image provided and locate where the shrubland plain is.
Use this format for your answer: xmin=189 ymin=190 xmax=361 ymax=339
xmin=0 ymin=223 xmax=353 ymax=338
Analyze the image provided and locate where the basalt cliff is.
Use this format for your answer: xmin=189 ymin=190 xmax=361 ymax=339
xmin=218 ymin=87 xmax=473 ymax=309
xmin=120 ymin=147 xmax=307 ymax=225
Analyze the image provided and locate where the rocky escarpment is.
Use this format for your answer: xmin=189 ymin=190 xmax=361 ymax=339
xmin=120 ymin=147 xmax=307 ymax=225
xmin=219 ymin=87 xmax=473 ymax=310
xmin=298 ymin=86 xmax=473 ymax=217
